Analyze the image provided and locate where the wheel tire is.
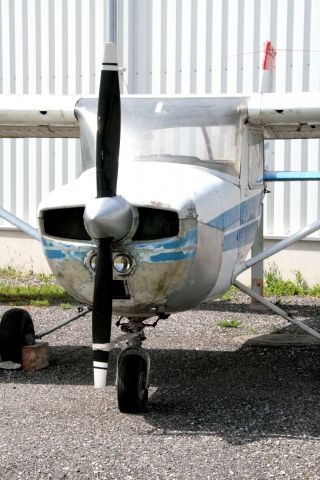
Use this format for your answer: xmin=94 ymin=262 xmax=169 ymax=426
xmin=117 ymin=353 xmax=148 ymax=413
xmin=0 ymin=308 xmax=35 ymax=363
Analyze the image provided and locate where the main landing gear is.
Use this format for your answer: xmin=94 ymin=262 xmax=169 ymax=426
xmin=0 ymin=307 xmax=36 ymax=364
xmin=115 ymin=318 xmax=151 ymax=413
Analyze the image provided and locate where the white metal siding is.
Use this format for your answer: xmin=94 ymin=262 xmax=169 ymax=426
xmin=0 ymin=0 xmax=107 ymax=227
xmin=119 ymin=0 xmax=320 ymax=239
xmin=1 ymin=0 xmax=320 ymax=239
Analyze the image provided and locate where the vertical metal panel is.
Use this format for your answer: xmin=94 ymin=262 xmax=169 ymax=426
xmin=0 ymin=0 xmax=107 ymax=227
xmin=120 ymin=0 xmax=320 ymax=239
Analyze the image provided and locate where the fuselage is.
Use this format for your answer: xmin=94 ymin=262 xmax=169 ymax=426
xmin=38 ymin=161 xmax=263 ymax=317
xmin=38 ymin=95 xmax=265 ymax=318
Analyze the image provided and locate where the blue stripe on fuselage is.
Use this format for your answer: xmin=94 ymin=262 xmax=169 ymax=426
xmin=136 ymin=228 xmax=197 ymax=263
xmin=223 ymin=220 xmax=259 ymax=252
xmin=207 ymin=194 xmax=262 ymax=252
xmin=208 ymin=194 xmax=261 ymax=230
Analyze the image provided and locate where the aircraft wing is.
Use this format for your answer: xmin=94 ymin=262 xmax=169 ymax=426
xmin=1 ymin=92 xmax=320 ymax=141
xmin=248 ymin=92 xmax=320 ymax=139
xmin=0 ymin=95 xmax=81 ymax=138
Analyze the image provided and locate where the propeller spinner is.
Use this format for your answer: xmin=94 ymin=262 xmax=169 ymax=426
xmin=84 ymin=43 xmax=133 ymax=388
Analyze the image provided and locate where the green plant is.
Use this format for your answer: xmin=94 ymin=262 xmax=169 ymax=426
xmin=0 ymin=267 xmax=54 ymax=284
xmin=246 ymin=327 xmax=258 ymax=335
xmin=0 ymin=266 xmax=24 ymax=280
xmin=264 ymin=265 xmax=308 ymax=296
xmin=30 ymin=299 xmax=50 ymax=307
xmin=60 ymin=303 xmax=72 ymax=310
xmin=217 ymin=319 xmax=242 ymax=328
xmin=308 ymin=283 xmax=320 ymax=297
xmin=220 ymin=285 xmax=238 ymax=301
xmin=0 ymin=283 xmax=71 ymax=303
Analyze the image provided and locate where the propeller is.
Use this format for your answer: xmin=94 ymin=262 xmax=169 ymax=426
xmin=84 ymin=43 xmax=132 ymax=388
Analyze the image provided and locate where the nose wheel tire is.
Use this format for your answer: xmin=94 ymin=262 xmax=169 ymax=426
xmin=117 ymin=349 xmax=150 ymax=413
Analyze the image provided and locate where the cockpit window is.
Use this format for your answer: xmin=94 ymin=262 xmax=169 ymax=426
xmin=78 ymin=96 xmax=247 ymax=177
xmin=119 ymin=97 xmax=244 ymax=176
xmin=123 ymin=125 xmax=238 ymax=174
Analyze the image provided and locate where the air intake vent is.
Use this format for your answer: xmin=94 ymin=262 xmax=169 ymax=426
xmin=112 ymin=280 xmax=130 ymax=299
xmin=133 ymin=207 xmax=179 ymax=241
xmin=43 ymin=207 xmax=90 ymax=241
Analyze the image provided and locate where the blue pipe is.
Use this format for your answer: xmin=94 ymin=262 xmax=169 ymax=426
xmin=257 ymin=171 xmax=320 ymax=182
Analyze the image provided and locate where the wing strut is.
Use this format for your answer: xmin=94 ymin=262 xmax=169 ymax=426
xmin=0 ymin=207 xmax=40 ymax=241
xmin=234 ymin=280 xmax=320 ymax=340
xmin=234 ymin=217 xmax=320 ymax=340
xmin=234 ymin=218 xmax=320 ymax=277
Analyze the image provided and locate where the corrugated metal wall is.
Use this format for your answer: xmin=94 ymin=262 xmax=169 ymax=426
xmin=1 ymin=0 xmax=320 ymax=238
xmin=0 ymin=0 xmax=107 ymax=227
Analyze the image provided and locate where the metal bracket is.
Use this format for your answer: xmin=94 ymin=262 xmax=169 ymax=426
xmin=35 ymin=307 xmax=91 ymax=339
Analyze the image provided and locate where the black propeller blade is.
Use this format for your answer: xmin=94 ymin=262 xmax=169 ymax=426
xmin=92 ymin=43 xmax=120 ymax=388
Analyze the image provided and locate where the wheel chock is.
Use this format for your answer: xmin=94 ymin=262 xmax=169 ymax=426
xmin=22 ymin=342 xmax=49 ymax=372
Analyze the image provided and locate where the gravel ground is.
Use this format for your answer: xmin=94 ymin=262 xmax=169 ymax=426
xmin=1 ymin=293 xmax=320 ymax=479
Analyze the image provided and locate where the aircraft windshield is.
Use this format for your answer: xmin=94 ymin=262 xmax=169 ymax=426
xmin=78 ymin=96 xmax=248 ymax=176
xmin=119 ymin=97 xmax=246 ymax=176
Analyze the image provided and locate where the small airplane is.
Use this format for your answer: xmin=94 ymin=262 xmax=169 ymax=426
xmin=1 ymin=42 xmax=320 ymax=413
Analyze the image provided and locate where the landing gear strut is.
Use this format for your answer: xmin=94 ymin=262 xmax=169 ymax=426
xmin=116 ymin=319 xmax=150 ymax=413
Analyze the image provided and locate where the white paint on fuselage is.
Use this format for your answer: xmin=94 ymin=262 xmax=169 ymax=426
xmin=39 ymin=161 xmax=263 ymax=312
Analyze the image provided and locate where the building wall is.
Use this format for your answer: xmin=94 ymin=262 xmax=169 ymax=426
xmin=118 ymin=0 xmax=320 ymax=240
xmin=1 ymin=0 xmax=320 ymax=279
xmin=0 ymin=0 xmax=107 ymax=227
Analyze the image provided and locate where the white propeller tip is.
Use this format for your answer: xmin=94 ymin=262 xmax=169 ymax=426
xmin=93 ymin=362 xmax=108 ymax=388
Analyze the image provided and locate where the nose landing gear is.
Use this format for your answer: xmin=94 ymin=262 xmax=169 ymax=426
xmin=116 ymin=319 xmax=150 ymax=413
xmin=117 ymin=346 xmax=150 ymax=413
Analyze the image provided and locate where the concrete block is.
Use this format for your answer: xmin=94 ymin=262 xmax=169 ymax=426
xmin=22 ymin=342 xmax=49 ymax=372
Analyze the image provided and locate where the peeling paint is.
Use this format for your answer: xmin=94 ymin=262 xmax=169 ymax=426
xmin=134 ymin=229 xmax=197 ymax=263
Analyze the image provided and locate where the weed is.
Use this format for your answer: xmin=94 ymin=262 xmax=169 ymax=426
xmin=308 ymin=283 xmax=320 ymax=297
xmin=220 ymin=286 xmax=238 ymax=301
xmin=10 ymin=300 xmax=26 ymax=307
xmin=30 ymin=299 xmax=50 ymax=307
xmin=246 ymin=327 xmax=258 ymax=335
xmin=264 ymin=265 xmax=309 ymax=296
xmin=217 ymin=319 xmax=242 ymax=328
xmin=0 ymin=267 xmax=54 ymax=284
xmin=60 ymin=303 xmax=72 ymax=310
xmin=0 ymin=266 xmax=24 ymax=280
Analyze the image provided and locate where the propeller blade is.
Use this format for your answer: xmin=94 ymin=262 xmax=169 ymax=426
xmin=92 ymin=43 xmax=120 ymax=388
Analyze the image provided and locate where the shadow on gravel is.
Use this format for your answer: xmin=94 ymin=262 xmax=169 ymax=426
xmin=1 ymin=341 xmax=320 ymax=445
xmin=145 ymin=344 xmax=320 ymax=445
xmin=196 ymin=300 xmax=320 ymax=319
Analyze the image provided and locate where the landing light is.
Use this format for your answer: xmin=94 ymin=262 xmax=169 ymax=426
xmin=113 ymin=254 xmax=134 ymax=275
xmin=84 ymin=250 xmax=97 ymax=273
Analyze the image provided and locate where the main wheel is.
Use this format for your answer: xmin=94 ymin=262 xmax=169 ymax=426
xmin=117 ymin=351 xmax=149 ymax=413
xmin=0 ymin=308 xmax=35 ymax=363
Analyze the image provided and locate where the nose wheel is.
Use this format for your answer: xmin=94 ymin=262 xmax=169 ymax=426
xmin=117 ymin=347 xmax=150 ymax=413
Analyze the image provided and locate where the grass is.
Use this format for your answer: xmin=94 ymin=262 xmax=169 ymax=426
xmin=0 ymin=267 xmax=72 ymax=305
xmin=220 ymin=285 xmax=238 ymax=301
xmin=219 ymin=265 xmax=320 ymax=300
xmin=217 ymin=319 xmax=243 ymax=328
xmin=60 ymin=303 xmax=73 ymax=310
xmin=0 ymin=266 xmax=54 ymax=283
xmin=264 ymin=265 xmax=316 ymax=297
xmin=30 ymin=299 xmax=50 ymax=307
